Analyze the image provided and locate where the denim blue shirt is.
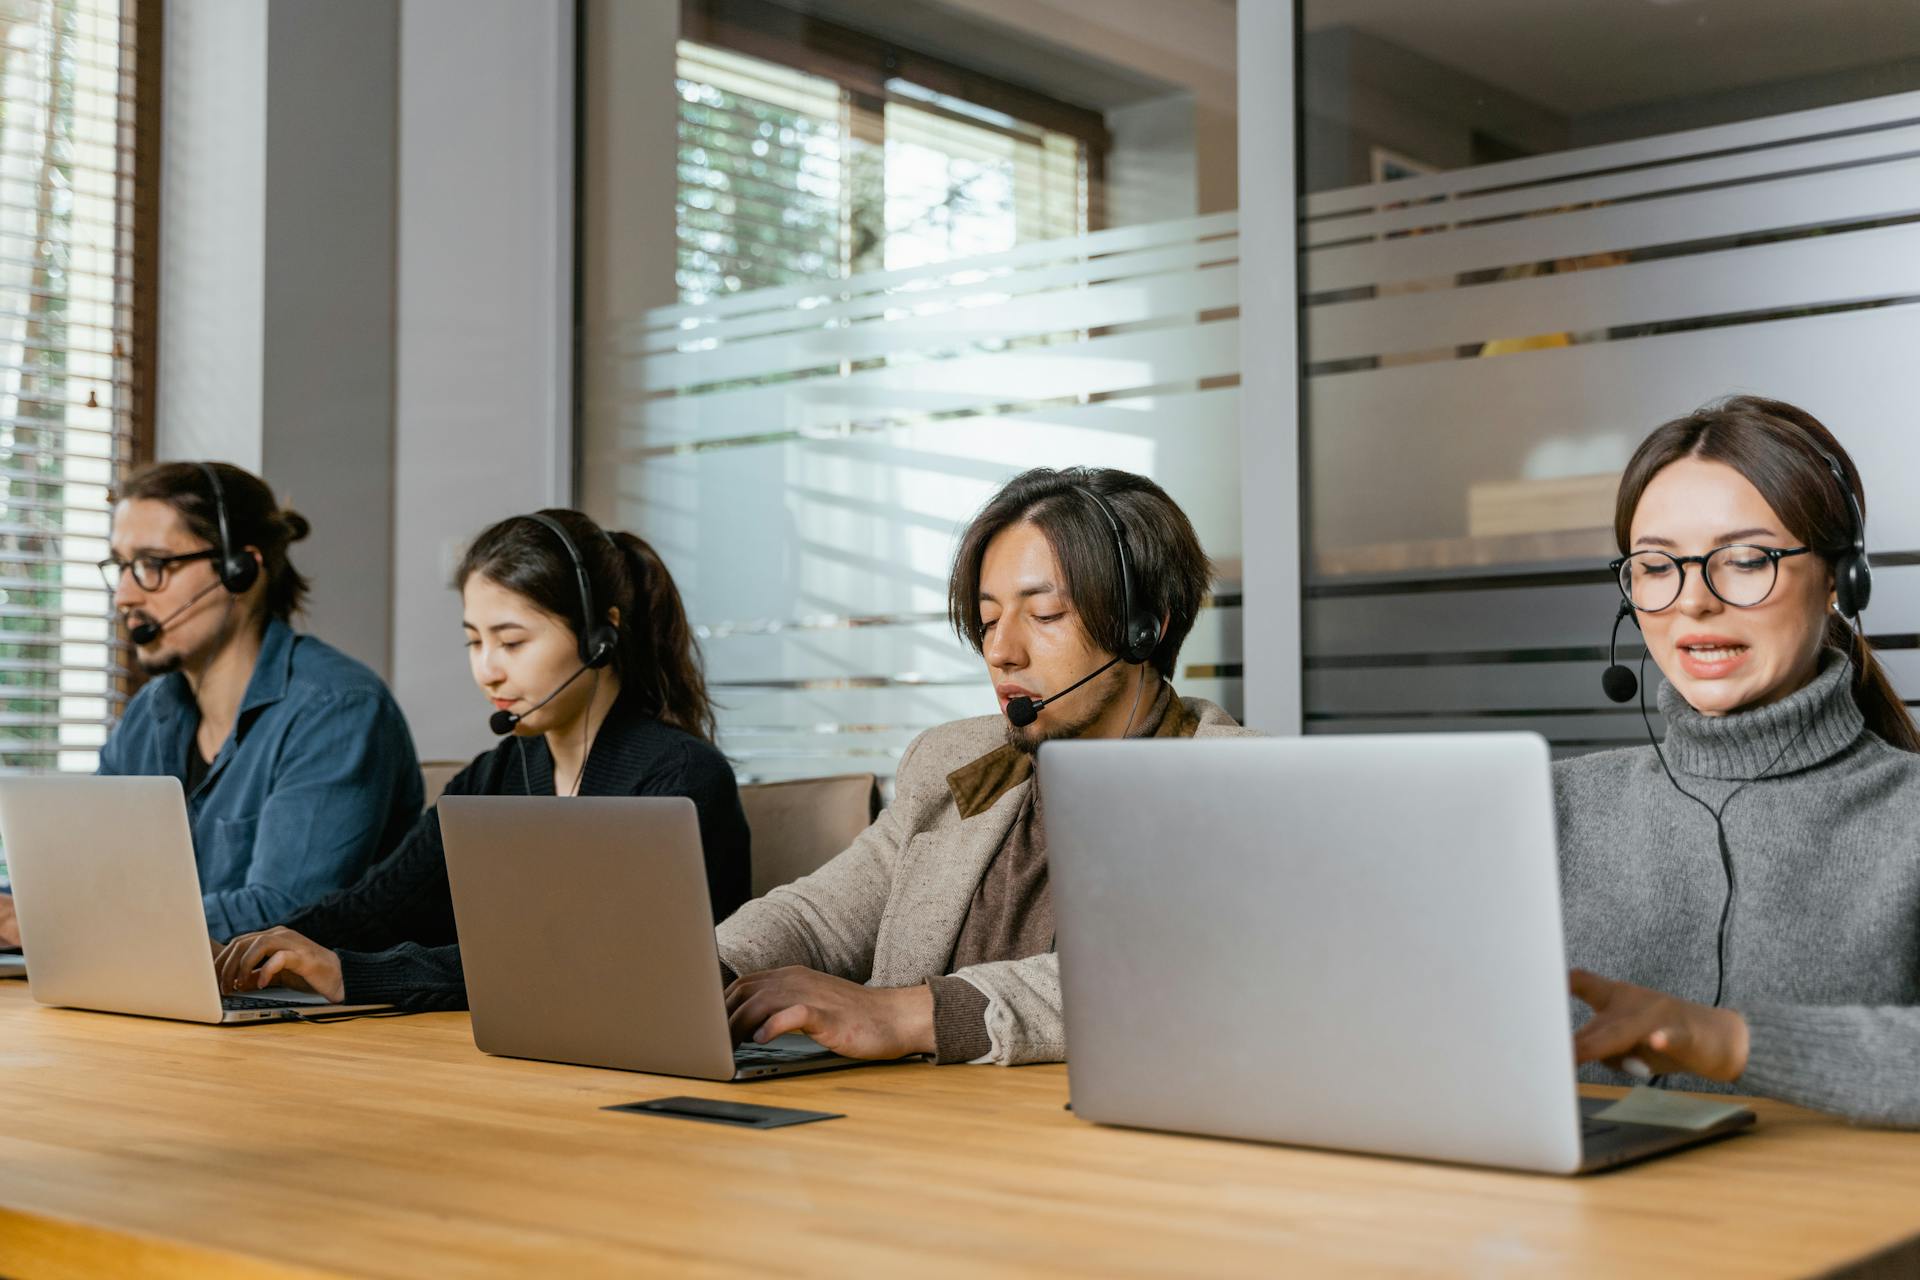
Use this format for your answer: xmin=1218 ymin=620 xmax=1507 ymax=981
xmin=96 ymin=619 xmax=423 ymax=938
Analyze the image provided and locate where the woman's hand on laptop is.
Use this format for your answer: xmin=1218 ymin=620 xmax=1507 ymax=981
xmin=212 ymin=927 xmax=345 ymax=1004
xmin=0 ymin=892 xmax=16 ymax=948
xmin=724 ymin=966 xmax=934 ymax=1060
xmin=1570 ymin=968 xmax=1750 ymax=1083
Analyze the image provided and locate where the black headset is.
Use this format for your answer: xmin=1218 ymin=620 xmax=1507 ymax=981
xmin=1820 ymin=448 xmax=1872 ymax=622
xmin=1075 ymin=485 xmax=1163 ymax=665
xmin=1601 ymin=442 xmax=1870 ymax=704
xmin=522 ymin=512 xmax=618 ymax=669
xmin=198 ymin=462 xmax=260 ymax=596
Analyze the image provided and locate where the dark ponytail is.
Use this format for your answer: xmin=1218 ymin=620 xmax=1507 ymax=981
xmin=455 ymin=509 xmax=717 ymax=743
xmin=603 ymin=530 xmax=715 ymax=743
xmin=1615 ymin=395 xmax=1920 ymax=752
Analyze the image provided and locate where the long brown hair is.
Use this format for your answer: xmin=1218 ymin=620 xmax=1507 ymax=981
xmin=456 ymin=510 xmax=716 ymax=743
xmin=115 ymin=461 xmax=312 ymax=625
xmin=1614 ymin=395 xmax=1919 ymax=752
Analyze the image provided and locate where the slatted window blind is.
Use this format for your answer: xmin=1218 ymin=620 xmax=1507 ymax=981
xmin=0 ymin=0 xmax=140 ymax=776
xmin=878 ymin=93 xmax=1083 ymax=272
xmin=675 ymin=39 xmax=1089 ymax=304
xmin=676 ymin=43 xmax=843 ymax=302
xmin=619 ymin=212 xmax=1241 ymax=782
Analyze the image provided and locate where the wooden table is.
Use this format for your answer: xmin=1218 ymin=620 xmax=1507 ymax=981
xmin=0 ymin=983 xmax=1916 ymax=1278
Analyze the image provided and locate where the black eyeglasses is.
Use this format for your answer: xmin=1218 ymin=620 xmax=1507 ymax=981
xmin=97 ymin=549 xmax=218 ymax=593
xmin=1611 ymin=544 xmax=1814 ymax=612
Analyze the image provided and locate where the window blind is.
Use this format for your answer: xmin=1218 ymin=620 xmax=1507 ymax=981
xmin=675 ymin=39 xmax=1091 ymax=304
xmin=0 ymin=0 xmax=142 ymax=775
xmin=878 ymin=94 xmax=1084 ymax=271
xmin=676 ymin=42 xmax=844 ymax=303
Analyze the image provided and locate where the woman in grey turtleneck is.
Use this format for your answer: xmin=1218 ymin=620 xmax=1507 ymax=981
xmin=1560 ymin=395 xmax=1920 ymax=1127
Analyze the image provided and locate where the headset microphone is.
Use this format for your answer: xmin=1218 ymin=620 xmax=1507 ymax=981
xmin=1601 ymin=600 xmax=1639 ymax=703
xmin=1004 ymin=656 xmax=1121 ymax=728
xmin=490 ymin=659 xmax=599 ymax=735
xmin=126 ymin=578 xmax=229 ymax=646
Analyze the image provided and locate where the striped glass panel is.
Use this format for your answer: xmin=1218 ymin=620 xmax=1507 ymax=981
xmin=1300 ymin=89 xmax=1920 ymax=752
xmin=587 ymin=212 xmax=1242 ymax=782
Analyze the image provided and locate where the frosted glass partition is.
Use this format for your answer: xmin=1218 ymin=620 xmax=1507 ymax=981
xmin=1300 ymin=91 xmax=1920 ymax=753
xmin=590 ymin=213 xmax=1243 ymax=782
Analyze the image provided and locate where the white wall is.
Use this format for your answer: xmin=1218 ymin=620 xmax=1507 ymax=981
xmin=157 ymin=0 xmax=266 ymax=471
xmin=391 ymin=0 xmax=575 ymax=760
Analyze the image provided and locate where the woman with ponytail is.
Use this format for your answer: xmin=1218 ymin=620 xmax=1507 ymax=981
xmin=1559 ymin=396 xmax=1920 ymax=1126
xmin=213 ymin=510 xmax=750 ymax=1012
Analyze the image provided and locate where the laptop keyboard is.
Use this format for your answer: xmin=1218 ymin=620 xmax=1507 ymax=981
xmin=222 ymin=994 xmax=310 ymax=1011
xmin=733 ymin=1039 xmax=835 ymax=1066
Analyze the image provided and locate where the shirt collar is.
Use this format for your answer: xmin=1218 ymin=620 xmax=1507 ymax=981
xmin=143 ymin=618 xmax=296 ymax=727
xmin=237 ymin=618 xmax=297 ymax=715
xmin=946 ymin=681 xmax=1195 ymax=819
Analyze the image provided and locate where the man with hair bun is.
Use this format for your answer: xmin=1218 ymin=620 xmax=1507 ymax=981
xmin=0 ymin=461 xmax=422 ymax=947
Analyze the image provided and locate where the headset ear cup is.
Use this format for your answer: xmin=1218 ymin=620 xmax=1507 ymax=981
xmin=1125 ymin=612 xmax=1161 ymax=665
xmin=1836 ymin=553 xmax=1872 ymax=619
xmin=584 ymin=623 xmax=619 ymax=669
xmin=221 ymin=551 xmax=260 ymax=595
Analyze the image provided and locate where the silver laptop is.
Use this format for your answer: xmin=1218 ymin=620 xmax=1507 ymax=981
xmin=440 ymin=795 xmax=865 ymax=1081
xmin=1042 ymin=733 xmax=1754 ymax=1175
xmin=0 ymin=776 xmax=389 ymax=1023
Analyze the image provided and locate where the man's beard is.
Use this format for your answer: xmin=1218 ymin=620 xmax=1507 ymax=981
xmin=136 ymin=647 xmax=184 ymax=677
xmin=128 ymin=604 xmax=227 ymax=677
xmin=1004 ymin=662 xmax=1131 ymax=755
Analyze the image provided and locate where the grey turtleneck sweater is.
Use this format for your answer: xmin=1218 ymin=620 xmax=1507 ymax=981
xmin=1555 ymin=649 xmax=1920 ymax=1127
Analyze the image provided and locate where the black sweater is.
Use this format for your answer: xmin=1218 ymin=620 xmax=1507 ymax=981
xmin=283 ymin=698 xmax=750 ymax=1011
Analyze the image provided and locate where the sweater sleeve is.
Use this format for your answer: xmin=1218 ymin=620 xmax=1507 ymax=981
xmin=928 ymin=974 xmax=993 ymax=1064
xmin=336 ymin=942 xmax=468 ymax=1013
xmin=946 ymin=952 xmax=1065 ymax=1066
xmin=1736 ymin=1002 xmax=1920 ymax=1128
xmin=716 ymin=730 xmax=929 ymax=981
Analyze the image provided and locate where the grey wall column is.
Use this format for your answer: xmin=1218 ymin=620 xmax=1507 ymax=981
xmin=1237 ymin=1 xmax=1303 ymax=733
xmin=392 ymin=0 xmax=576 ymax=760
xmin=577 ymin=0 xmax=681 ymax=525
xmin=157 ymin=0 xmax=398 ymax=680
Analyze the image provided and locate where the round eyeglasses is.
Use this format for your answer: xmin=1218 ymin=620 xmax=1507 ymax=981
xmin=1611 ymin=544 xmax=1814 ymax=612
xmin=96 ymin=548 xmax=218 ymax=593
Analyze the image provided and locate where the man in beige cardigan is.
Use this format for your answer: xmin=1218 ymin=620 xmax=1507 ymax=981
xmin=721 ymin=467 xmax=1256 ymax=1066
